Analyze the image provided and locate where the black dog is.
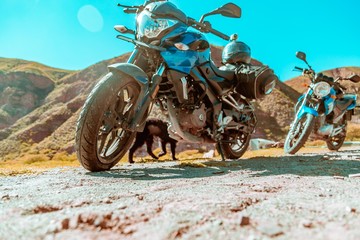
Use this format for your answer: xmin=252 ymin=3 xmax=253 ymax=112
xmin=128 ymin=119 xmax=178 ymax=163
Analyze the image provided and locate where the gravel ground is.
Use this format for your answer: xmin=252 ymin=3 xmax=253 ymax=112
xmin=1 ymin=148 xmax=360 ymax=240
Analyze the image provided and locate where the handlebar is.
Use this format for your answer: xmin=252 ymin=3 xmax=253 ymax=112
xmin=118 ymin=2 xmax=231 ymax=40
xmin=208 ymin=28 xmax=230 ymax=41
xmin=187 ymin=18 xmax=230 ymax=40
xmin=294 ymin=66 xmax=303 ymax=71
xmin=336 ymin=82 xmax=347 ymax=91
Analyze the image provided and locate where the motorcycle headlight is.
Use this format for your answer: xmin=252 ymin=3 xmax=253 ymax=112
xmin=137 ymin=11 xmax=178 ymax=39
xmin=144 ymin=19 xmax=176 ymax=38
xmin=313 ymin=81 xmax=331 ymax=98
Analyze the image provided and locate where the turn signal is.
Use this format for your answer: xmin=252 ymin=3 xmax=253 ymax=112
xmin=174 ymin=42 xmax=190 ymax=51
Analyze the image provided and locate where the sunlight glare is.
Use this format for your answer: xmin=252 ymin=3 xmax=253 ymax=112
xmin=77 ymin=5 xmax=104 ymax=32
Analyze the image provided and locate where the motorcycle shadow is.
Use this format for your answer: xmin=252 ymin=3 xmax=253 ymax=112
xmin=239 ymin=150 xmax=360 ymax=177
xmin=87 ymin=150 xmax=360 ymax=179
xmin=86 ymin=159 xmax=243 ymax=180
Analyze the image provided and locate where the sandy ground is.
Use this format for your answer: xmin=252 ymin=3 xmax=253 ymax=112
xmin=1 ymin=148 xmax=360 ymax=240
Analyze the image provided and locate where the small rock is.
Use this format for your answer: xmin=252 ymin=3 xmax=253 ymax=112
xmin=102 ymin=198 xmax=113 ymax=204
xmin=346 ymin=206 xmax=356 ymax=213
xmin=301 ymin=220 xmax=314 ymax=228
xmin=61 ymin=218 xmax=70 ymax=230
xmin=349 ymin=173 xmax=360 ymax=178
xmin=118 ymin=205 xmax=127 ymax=210
xmin=94 ymin=216 xmax=103 ymax=227
xmin=203 ymin=150 xmax=215 ymax=158
xmin=240 ymin=216 xmax=251 ymax=226
xmin=213 ymin=220 xmax=223 ymax=226
xmin=258 ymin=224 xmax=284 ymax=237
xmin=1 ymin=195 xmax=10 ymax=200
xmin=69 ymin=215 xmax=80 ymax=229
xmin=137 ymin=195 xmax=144 ymax=201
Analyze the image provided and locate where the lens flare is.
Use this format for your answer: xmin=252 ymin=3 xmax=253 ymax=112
xmin=77 ymin=5 xmax=104 ymax=32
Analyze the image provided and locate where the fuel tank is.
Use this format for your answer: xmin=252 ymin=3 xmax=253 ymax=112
xmin=161 ymin=31 xmax=210 ymax=74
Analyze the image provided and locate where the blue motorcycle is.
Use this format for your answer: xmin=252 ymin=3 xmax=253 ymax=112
xmin=284 ymin=51 xmax=360 ymax=154
xmin=75 ymin=0 xmax=277 ymax=171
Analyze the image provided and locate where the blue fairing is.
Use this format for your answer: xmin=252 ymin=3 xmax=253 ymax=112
xmin=295 ymin=93 xmax=318 ymax=118
xmin=297 ymin=105 xmax=319 ymax=118
xmin=323 ymin=88 xmax=336 ymax=115
xmin=161 ymin=50 xmax=207 ymax=74
xmin=342 ymin=94 xmax=357 ymax=110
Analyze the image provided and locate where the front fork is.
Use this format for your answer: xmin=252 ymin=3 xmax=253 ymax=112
xmin=128 ymin=63 xmax=165 ymax=131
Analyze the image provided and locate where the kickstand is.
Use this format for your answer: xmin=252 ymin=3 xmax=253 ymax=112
xmin=217 ymin=143 xmax=226 ymax=161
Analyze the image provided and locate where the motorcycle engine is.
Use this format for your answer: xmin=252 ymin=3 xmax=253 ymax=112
xmin=178 ymin=103 xmax=207 ymax=134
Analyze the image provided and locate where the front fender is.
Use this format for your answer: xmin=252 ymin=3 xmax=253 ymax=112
xmin=108 ymin=63 xmax=150 ymax=131
xmin=108 ymin=62 xmax=149 ymax=109
xmin=108 ymin=63 xmax=148 ymax=88
xmin=297 ymin=105 xmax=319 ymax=118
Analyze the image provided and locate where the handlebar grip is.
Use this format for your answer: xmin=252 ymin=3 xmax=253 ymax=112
xmin=209 ymin=28 xmax=230 ymax=41
xmin=339 ymin=84 xmax=347 ymax=91
xmin=294 ymin=66 xmax=303 ymax=71
xmin=124 ymin=8 xmax=137 ymax=13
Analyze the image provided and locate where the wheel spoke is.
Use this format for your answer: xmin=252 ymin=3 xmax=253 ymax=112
xmin=102 ymin=131 xmax=118 ymax=157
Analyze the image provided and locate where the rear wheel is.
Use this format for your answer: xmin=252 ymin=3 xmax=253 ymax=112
xmin=326 ymin=119 xmax=347 ymax=151
xmin=284 ymin=113 xmax=314 ymax=154
xmin=219 ymin=130 xmax=250 ymax=159
xmin=76 ymin=72 xmax=141 ymax=171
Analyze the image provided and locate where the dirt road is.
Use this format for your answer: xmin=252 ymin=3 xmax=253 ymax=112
xmin=1 ymin=149 xmax=360 ymax=240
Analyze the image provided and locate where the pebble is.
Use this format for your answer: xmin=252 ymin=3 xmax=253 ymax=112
xmin=258 ymin=224 xmax=284 ymax=237
xmin=346 ymin=206 xmax=356 ymax=213
xmin=349 ymin=173 xmax=360 ymax=178
xmin=1 ymin=194 xmax=10 ymax=200
xmin=240 ymin=216 xmax=251 ymax=226
xmin=301 ymin=220 xmax=314 ymax=228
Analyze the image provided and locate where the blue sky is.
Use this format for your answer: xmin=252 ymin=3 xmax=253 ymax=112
xmin=1 ymin=0 xmax=359 ymax=81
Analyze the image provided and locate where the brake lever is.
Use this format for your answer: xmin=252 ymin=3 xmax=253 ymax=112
xmin=123 ymin=8 xmax=138 ymax=14
xmin=117 ymin=3 xmax=140 ymax=8
xmin=293 ymin=66 xmax=303 ymax=72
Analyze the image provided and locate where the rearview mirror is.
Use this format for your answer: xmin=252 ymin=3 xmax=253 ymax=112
xmin=200 ymin=3 xmax=241 ymax=23
xmin=215 ymin=3 xmax=241 ymax=18
xmin=296 ymin=51 xmax=307 ymax=62
xmin=114 ymin=25 xmax=135 ymax=35
xmin=347 ymin=74 xmax=360 ymax=83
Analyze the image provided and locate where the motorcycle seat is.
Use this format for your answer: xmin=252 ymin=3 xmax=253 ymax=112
xmin=210 ymin=61 xmax=235 ymax=81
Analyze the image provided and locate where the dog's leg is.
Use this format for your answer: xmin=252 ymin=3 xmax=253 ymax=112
xmin=158 ymin=140 xmax=167 ymax=157
xmin=128 ymin=135 xmax=145 ymax=164
xmin=129 ymin=131 xmax=148 ymax=163
xmin=146 ymin=137 xmax=158 ymax=159
xmin=170 ymin=140 xmax=178 ymax=160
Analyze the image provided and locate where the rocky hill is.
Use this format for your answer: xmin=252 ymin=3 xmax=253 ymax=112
xmin=286 ymin=66 xmax=360 ymax=97
xmin=0 ymin=58 xmax=75 ymax=129
xmin=0 ymin=53 xmax=358 ymax=160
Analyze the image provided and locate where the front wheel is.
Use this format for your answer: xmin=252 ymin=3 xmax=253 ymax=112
xmin=76 ymin=72 xmax=142 ymax=171
xmin=284 ymin=113 xmax=315 ymax=154
xmin=326 ymin=119 xmax=347 ymax=151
